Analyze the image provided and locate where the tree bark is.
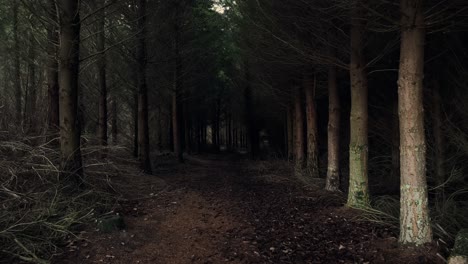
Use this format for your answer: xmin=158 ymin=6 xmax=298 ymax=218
xmin=13 ymin=1 xmax=22 ymax=125
xmin=293 ymin=86 xmax=305 ymax=169
xmin=432 ymin=81 xmax=445 ymax=207
xmin=398 ymin=0 xmax=432 ymax=245
xmin=172 ymin=1 xmax=184 ymax=162
xmin=97 ymin=5 xmax=108 ymax=146
xmin=26 ymin=32 xmax=37 ymax=131
xmin=57 ymin=0 xmax=83 ymax=185
xmin=287 ymin=104 xmax=294 ymax=160
xmin=47 ymin=0 xmax=60 ymax=133
xmin=184 ymin=104 xmax=191 ymax=154
xmin=304 ymin=73 xmax=319 ymax=178
xmin=326 ymin=64 xmax=341 ymax=192
xmin=111 ymin=95 xmax=118 ymax=144
xmin=347 ymin=0 xmax=370 ymax=208
xmin=136 ymin=0 xmax=152 ymax=173
xmin=244 ymin=65 xmax=258 ymax=159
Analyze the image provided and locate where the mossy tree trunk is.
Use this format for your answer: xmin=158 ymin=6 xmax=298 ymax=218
xmin=57 ymin=0 xmax=83 ymax=185
xmin=304 ymin=73 xmax=319 ymax=178
xmin=347 ymin=0 xmax=370 ymax=208
xmin=398 ymin=0 xmax=432 ymax=245
xmin=326 ymin=63 xmax=341 ymax=192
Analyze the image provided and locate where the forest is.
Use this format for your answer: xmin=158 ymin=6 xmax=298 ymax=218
xmin=1 ymin=0 xmax=468 ymax=263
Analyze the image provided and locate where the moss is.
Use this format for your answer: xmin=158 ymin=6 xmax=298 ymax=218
xmin=97 ymin=215 xmax=126 ymax=233
xmin=452 ymin=229 xmax=468 ymax=257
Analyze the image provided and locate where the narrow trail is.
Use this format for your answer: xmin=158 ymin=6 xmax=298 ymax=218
xmin=62 ymin=155 xmax=441 ymax=264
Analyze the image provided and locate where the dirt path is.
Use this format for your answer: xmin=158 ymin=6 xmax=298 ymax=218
xmin=61 ymin=155 xmax=441 ymax=264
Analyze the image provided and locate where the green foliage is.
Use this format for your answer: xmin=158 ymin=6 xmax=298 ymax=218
xmin=452 ymin=229 xmax=468 ymax=257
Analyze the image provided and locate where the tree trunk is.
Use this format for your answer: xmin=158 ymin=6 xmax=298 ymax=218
xmin=184 ymin=104 xmax=191 ymax=154
xmin=111 ymin=95 xmax=118 ymax=144
xmin=244 ymin=65 xmax=258 ymax=159
xmin=57 ymin=0 xmax=83 ymax=185
xmin=287 ymin=104 xmax=294 ymax=160
xmin=398 ymin=0 xmax=432 ymax=245
xmin=172 ymin=92 xmax=182 ymax=161
xmin=97 ymin=5 xmax=108 ymax=146
xmin=47 ymin=0 xmax=60 ymax=133
xmin=26 ymin=33 xmax=37 ymax=131
xmin=172 ymin=1 xmax=184 ymax=163
xmin=136 ymin=0 xmax=152 ymax=173
xmin=326 ymin=64 xmax=341 ymax=192
xmin=432 ymin=81 xmax=445 ymax=207
xmin=347 ymin=0 xmax=370 ymax=208
xmin=13 ymin=1 xmax=22 ymax=125
xmin=293 ymin=86 xmax=305 ymax=169
xmin=304 ymin=73 xmax=319 ymax=178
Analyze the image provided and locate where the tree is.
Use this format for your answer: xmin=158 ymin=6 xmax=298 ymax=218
xmin=97 ymin=3 xmax=108 ymax=147
xmin=398 ymin=0 xmax=432 ymax=245
xmin=347 ymin=0 xmax=370 ymax=208
xmin=47 ymin=0 xmax=60 ymax=132
xmin=304 ymin=72 xmax=319 ymax=178
xmin=12 ymin=0 xmax=21 ymax=125
xmin=136 ymin=0 xmax=152 ymax=173
xmin=172 ymin=0 xmax=183 ymax=163
xmin=57 ymin=0 xmax=83 ymax=185
xmin=293 ymin=85 xmax=305 ymax=171
xmin=325 ymin=61 xmax=341 ymax=191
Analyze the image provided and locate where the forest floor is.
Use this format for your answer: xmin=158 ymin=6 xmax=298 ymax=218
xmin=59 ymin=154 xmax=443 ymax=264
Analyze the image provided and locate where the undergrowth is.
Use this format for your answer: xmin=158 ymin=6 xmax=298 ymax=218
xmin=0 ymin=135 xmax=122 ymax=264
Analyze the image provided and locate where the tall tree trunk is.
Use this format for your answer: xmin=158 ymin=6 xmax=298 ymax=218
xmin=326 ymin=64 xmax=341 ymax=191
xmin=304 ymin=73 xmax=319 ymax=178
xmin=432 ymin=81 xmax=444 ymax=207
xmin=136 ymin=0 xmax=152 ymax=173
xmin=293 ymin=86 xmax=305 ymax=170
xmin=26 ymin=33 xmax=37 ymax=131
xmin=172 ymin=1 xmax=184 ymax=162
xmin=47 ymin=0 xmax=60 ymax=133
xmin=97 ymin=5 xmax=108 ymax=146
xmin=398 ymin=0 xmax=432 ymax=245
xmin=57 ymin=0 xmax=83 ymax=185
xmin=347 ymin=0 xmax=370 ymax=208
xmin=287 ymin=104 xmax=294 ymax=160
xmin=216 ymin=98 xmax=221 ymax=149
xmin=195 ymin=116 xmax=201 ymax=153
xmin=111 ymin=95 xmax=118 ymax=144
xmin=172 ymin=92 xmax=182 ymax=161
xmin=184 ymin=104 xmax=191 ymax=154
xmin=244 ymin=65 xmax=258 ymax=159
xmin=13 ymin=1 xmax=22 ymax=125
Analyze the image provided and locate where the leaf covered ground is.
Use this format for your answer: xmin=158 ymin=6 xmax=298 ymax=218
xmin=59 ymin=155 xmax=443 ymax=264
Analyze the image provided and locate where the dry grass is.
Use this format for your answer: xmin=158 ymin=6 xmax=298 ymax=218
xmin=0 ymin=135 xmax=127 ymax=264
